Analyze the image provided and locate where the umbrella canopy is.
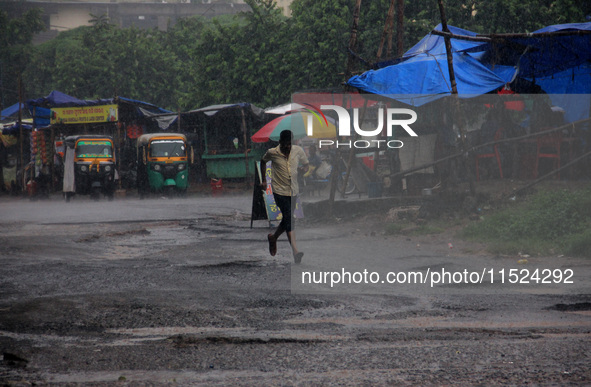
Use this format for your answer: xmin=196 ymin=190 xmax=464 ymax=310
xmin=264 ymin=103 xmax=305 ymax=115
xmin=251 ymin=112 xmax=336 ymax=143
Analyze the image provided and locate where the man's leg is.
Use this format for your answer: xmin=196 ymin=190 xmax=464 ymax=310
xmin=287 ymin=230 xmax=304 ymax=264
xmin=268 ymin=194 xmax=290 ymax=257
xmin=286 ymin=195 xmax=304 ymax=264
xmin=269 ymin=193 xmax=300 ymax=260
xmin=267 ymin=222 xmax=285 ymax=257
xmin=286 ymin=230 xmax=300 ymax=255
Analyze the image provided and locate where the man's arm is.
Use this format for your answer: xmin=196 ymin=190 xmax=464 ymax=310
xmin=260 ymin=149 xmax=273 ymax=189
xmin=262 ymin=146 xmax=278 ymax=164
xmin=297 ymin=146 xmax=309 ymax=175
xmin=299 ymin=163 xmax=309 ymax=176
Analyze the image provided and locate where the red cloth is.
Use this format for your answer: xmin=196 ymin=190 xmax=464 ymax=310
xmin=127 ymin=124 xmax=143 ymax=139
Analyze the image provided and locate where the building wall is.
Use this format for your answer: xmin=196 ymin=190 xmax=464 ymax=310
xmin=0 ymin=1 xmax=252 ymax=44
xmin=274 ymin=0 xmax=293 ymax=16
xmin=50 ymin=6 xmax=95 ymax=31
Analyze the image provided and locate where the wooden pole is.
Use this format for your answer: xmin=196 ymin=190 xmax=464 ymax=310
xmin=437 ymin=0 xmax=475 ymax=195
xmin=344 ymin=0 xmax=363 ymax=80
xmin=329 ymin=0 xmax=363 ymax=213
xmin=18 ymin=75 xmax=24 ymax=193
xmin=437 ymin=0 xmax=458 ymax=96
xmin=376 ymin=0 xmax=396 ymax=62
xmin=177 ymin=107 xmax=181 ymax=132
xmin=241 ymin=107 xmax=251 ymax=188
xmin=328 ymin=96 xmax=348 ymax=206
xmin=341 ymin=99 xmax=369 ymax=199
xmin=117 ymin=122 xmax=122 ymax=189
xmin=50 ymin=127 xmax=55 ymax=192
xmin=396 ymin=0 xmax=404 ymax=57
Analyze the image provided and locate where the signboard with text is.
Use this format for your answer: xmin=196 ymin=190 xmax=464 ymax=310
xmin=51 ymin=105 xmax=118 ymax=125
xmin=250 ymin=161 xmax=304 ymax=228
xmin=262 ymin=161 xmax=304 ymax=221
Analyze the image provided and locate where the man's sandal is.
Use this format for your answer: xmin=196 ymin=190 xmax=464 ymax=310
xmin=267 ymin=234 xmax=277 ymax=256
xmin=294 ymin=252 xmax=304 ymax=264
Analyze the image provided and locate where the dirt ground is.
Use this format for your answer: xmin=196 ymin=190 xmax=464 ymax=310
xmin=0 ymin=191 xmax=590 ymax=386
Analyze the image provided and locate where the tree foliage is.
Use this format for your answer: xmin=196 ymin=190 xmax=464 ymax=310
xmin=0 ymin=8 xmax=45 ymax=108
xmin=12 ymin=0 xmax=591 ymax=111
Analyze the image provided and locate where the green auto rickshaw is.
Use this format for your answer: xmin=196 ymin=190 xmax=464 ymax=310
xmin=136 ymin=133 xmax=192 ymax=198
xmin=63 ymin=135 xmax=116 ymax=201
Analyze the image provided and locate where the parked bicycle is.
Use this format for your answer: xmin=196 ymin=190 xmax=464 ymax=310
xmin=300 ymin=150 xmax=358 ymax=196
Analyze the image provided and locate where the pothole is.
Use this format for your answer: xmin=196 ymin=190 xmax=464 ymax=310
xmin=105 ymin=326 xmax=349 ymax=345
xmin=548 ymin=302 xmax=591 ymax=312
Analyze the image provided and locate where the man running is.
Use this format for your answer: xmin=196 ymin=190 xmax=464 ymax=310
xmin=262 ymin=130 xmax=309 ymax=264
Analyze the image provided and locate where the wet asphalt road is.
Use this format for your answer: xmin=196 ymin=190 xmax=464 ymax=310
xmin=0 ymin=193 xmax=590 ymax=385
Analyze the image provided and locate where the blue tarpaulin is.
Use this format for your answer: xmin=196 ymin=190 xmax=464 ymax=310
xmin=27 ymin=90 xmax=113 ymax=108
xmin=117 ymin=96 xmax=173 ymax=115
xmin=24 ymin=91 xmax=173 ymax=127
xmin=27 ymin=90 xmax=113 ymax=127
xmin=495 ymin=22 xmax=591 ymax=79
xmin=2 ymin=123 xmax=33 ymax=136
xmin=1 ymin=103 xmax=29 ymax=121
xmin=347 ymin=22 xmax=591 ymax=107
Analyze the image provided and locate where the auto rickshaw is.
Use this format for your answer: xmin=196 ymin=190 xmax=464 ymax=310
xmin=136 ymin=133 xmax=191 ymax=198
xmin=63 ymin=135 xmax=116 ymax=201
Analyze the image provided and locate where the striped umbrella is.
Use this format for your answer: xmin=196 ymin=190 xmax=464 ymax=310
xmin=251 ymin=112 xmax=336 ymax=143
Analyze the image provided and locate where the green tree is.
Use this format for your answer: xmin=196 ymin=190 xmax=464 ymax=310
xmin=0 ymin=8 xmax=45 ymax=108
xmin=25 ymin=22 xmax=180 ymax=110
xmin=174 ymin=0 xmax=290 ymax=109
xmin=88 ymin=13 xmax=112 ymax=30
xmin=20 ymin=0 xmax=589 ymax=111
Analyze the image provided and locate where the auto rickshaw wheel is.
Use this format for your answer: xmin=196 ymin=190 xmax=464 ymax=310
xmin=91 ymin=187 xmax=101 ymax=201
xmin=165 ymin=186 xmax=175 ymax=199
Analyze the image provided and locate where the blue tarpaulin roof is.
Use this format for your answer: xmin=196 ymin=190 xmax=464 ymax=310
xmin=27 ymin=90 xmax=113 ymax=108
xmin=1 ymin=103 xmax=29 ymax=121
xmin=347 ymin=22 xmax=591 ymax=107
xmin=2 ymin=123 xmax=33 ymax=136
xmin=496 ymin=22 xmax=591 ymax=79
xmin=117 ymin=96 xmax=173 ymax=115
xmin=24 ymin=91 xmax=172 ymax=127
xmin=26 ymin=90 xmax=113 ymax=127
xmin=186 ymin=103 xmax=265 ymax=118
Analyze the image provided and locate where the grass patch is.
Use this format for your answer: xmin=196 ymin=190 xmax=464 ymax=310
xmin=385 ymin=223 xmax=406 ymax=235
xmin=385 ymin=221 xmax=446 ymax=236
xmin=460 ymin=187 xmax=591 ymax=257
xmin=563 ymin=228 xmax=591 ymax=257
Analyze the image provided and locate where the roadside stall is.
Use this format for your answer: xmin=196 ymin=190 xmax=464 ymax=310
xmin=23 ymin=91 xmax=174 ymax=196
xmin=183 ymin=103 xmax=268 ymax=180
xmin=1 ymin=103 xmax=33 ymax=194
xmin=346 ymin=22 xmax=591 ymax=189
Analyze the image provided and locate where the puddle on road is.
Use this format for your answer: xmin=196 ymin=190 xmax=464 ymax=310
xmin=104 ymin=326 xmax=349 ymax=346
xmin=72 ymin=219 xmax=265 ymax=261
xmin=77 ymin=221 xmax=232 ymax=260
xmin=283 ymin=316 xmax=591 ymax=330
xmin=107 ymin=326 xmax=347 ymax=339
xmin=43 ymin=369 xmax=303 ymax=385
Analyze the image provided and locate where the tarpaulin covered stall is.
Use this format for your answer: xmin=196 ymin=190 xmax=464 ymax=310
xmin=115 ymin=96 xmax=175 ymax=133
xmin=181 ymin=103 xmax=267 ymax=179
xmin=20 ymin=91 xmax=173 ymax=192
xmin=347 ymin=22 xmax=591 ymax=113
xmin=1 ymin=103 xmax=31 ymax=122
xmin=346 ymin=22 xmax=591 ymax=186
